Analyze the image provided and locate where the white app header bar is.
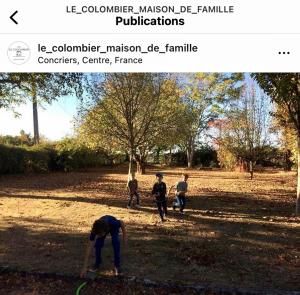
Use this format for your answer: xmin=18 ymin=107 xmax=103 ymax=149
xmin=1 ymin=0 xmax=300 ymax=34
xmin=1 ymin=0 xmax=299 ymax=72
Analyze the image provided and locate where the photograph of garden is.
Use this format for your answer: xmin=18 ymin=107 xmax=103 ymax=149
xmin=0 ymin=73 xmax=299 ymax=294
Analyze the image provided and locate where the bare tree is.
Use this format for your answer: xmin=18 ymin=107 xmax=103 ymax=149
xmin=219 ymin=79 xmax=272 ymax=179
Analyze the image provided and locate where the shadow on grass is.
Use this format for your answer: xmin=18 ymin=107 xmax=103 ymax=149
xmin=0 ymin=184 xmax=296 ymax=219
xmin=0 ymin=211 xmax=299 ymax=292
xmin=0 ymin=169 xmax=128 ymax=192
xmin=191 ymin=190 xmax=296 ymax=217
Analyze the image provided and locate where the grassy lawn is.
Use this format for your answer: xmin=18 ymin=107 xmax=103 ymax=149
xmin=0 ymin=166 xmax=299 ymax=293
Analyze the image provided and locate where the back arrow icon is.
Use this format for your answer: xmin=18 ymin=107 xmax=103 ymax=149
xmin=10 ymin=10 xmax=18 ymax=24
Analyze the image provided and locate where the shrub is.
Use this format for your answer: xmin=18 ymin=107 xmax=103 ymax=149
xmin=162 ymin=146 xmax=219 ymax=167
xmin=193 ymin=146 xmax=218 ymax=167
xmin=0 ymin=144 xmax=51 ymax=174
xmin=0 ymin=139 xmax=117 ymax=175
xmin=0 ymin=144 xmax=26 ymax=174
xmin=24 ymin=145 xmax=51 ymax=173
xmin=55 ymin=138 xmax=112 ymax=172
xmin=217 ymin=145 xmax=237 ymax=171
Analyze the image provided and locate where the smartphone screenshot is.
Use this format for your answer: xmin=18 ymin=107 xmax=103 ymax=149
xmin=0 ymin=0 xmax=299 ymax=294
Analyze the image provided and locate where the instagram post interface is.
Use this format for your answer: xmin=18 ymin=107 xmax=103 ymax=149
xmin=0 ymin=1 xmax=299 ymax=294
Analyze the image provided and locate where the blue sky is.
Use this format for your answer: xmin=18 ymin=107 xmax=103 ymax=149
xmin=0 ymin=95 xmax=79 ymax=140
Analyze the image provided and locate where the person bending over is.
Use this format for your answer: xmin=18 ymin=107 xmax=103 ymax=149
xmin=80 ymin=215 xmax=127 ymax=277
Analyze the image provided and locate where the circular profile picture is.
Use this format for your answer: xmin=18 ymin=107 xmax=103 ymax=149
xmin=7 ymin=41 xmax=31 ymax=65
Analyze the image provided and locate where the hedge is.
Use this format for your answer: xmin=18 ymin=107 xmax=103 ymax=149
xmin=0 ymin=143 xmax=114 ymax=174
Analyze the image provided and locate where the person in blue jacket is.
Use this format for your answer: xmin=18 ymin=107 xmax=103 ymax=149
xmin=80 ymin=215 xmax=127 ymax=277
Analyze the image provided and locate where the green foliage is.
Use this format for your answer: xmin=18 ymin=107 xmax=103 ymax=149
xmin=252 ymin=73 xmax=300 ymax=213
xmin=0 ymin=74 xmax=24 ymax=110
xmin=150 ymin=146 xmax=218 ymax=167
xmin=78 ymin=73 xmax=182 ymax=174
xmin=217 ymin=143 xmax=237 ymax=171
xmin=256 ymin=145 xmax=289 ymax=168
xmin=0 ymin=130 xmax=34 ymax=146
xmin=193 ymin=146 xmax=218 ymax=167
xmin=217 ymin=144 xmax=287 ymax=171
xmin=282 ymin=127 xmax=297 ymax=166
xmin=0 ymin=73 xmax=85 ymax=106
xmin=216 ymin=79 xmax=272 ymax=166
xmin=78 ymin=73 xmax=243 ymax=170
xmin=252 ymin=73 xmax=300 ymax=134
xmin=0 ymin=144 xmax=50 ymax=174
xmin=271 ymin=105 xmax=297 ymax=169
xmin=55 ymin=138 xmax=112 ymax=172
xmin=25 ymin=145 xmax=51 ymax=173
xmin=0 ymin=139 xmax=115 ymax=175
xmin=177 ymin=73 xmax=244 ymax=167
xmin=0 ymin=73 xmax=86 ymax=144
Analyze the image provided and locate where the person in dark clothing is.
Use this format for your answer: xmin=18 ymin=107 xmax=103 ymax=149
xmin=80 ymin=215 xmax=127 ymax=278
xmin=152 ymin=172 xmax=168 ymax=222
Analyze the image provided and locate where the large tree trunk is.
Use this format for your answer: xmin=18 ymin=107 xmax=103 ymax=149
xmin=128 ymin=152 xmax=134 ymax=176
xmin=155 ymin=149 xmax=160 ymax=164
xmin=284 ymin=150 xmax=292 ymax=171
xmin=296 ymin=134 xmax=300 ymax=215
xmin=32 ymin=88 xmax=39 ymax=145
xmin=168 ymin=147 xmax=174 ymax=166
xmin=249 ymin=161 xmax=254 ymax=180
xmin=135 ymin=154 xmax=146 ymax=175
xmin=136 ymin=160 xmax=146 ymax=175
xmin=186 ymin=143 xmax=194 ymax=168
xmin=238 ymin=157 xmax=246 ymax=172
xmin=134 ymin=153 xmax=147 ymax=175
